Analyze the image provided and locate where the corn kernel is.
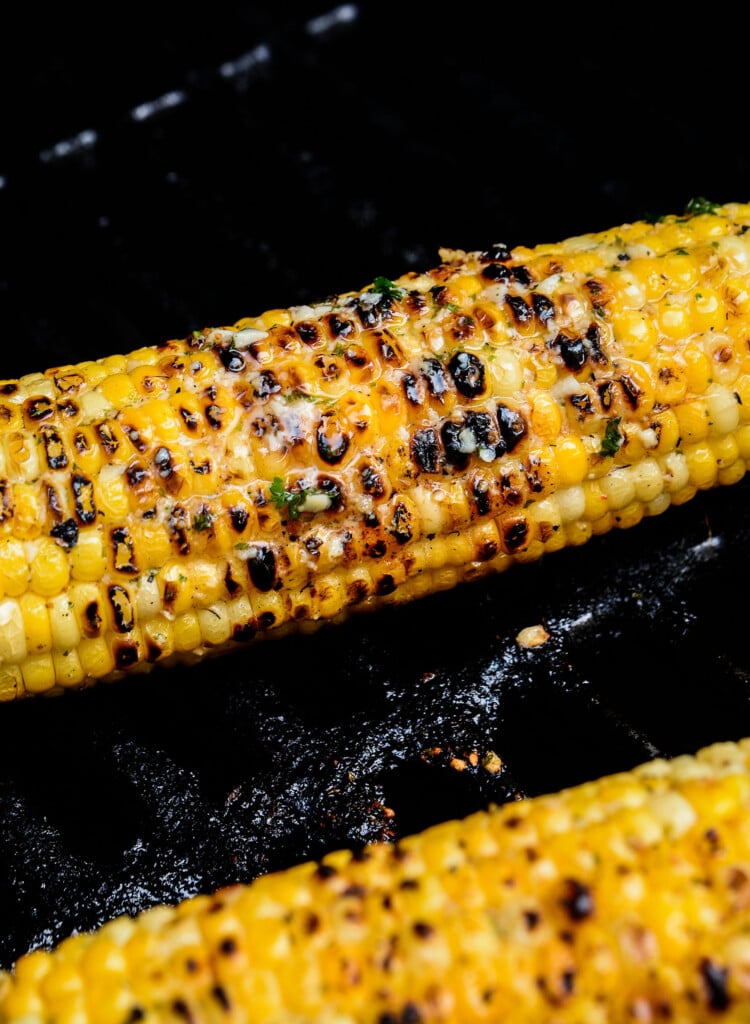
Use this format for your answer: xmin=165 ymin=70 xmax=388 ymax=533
xmin=20 ymin=591 xmax=52 ymax=653
xmin=49 ymin=593 xmax=81 ymax=650
xmin=78 ymin=637 xmax=115 ymax=679
xmin=0 ymin=537 xmax=29 ymax=596
xmin=173 ymin=610 xmax=202 ymax=652
xmin=674 ymin=400 xmax=711 ymax=444
xmin=612 ymin=309 xmax=658 ymax=360
xmin=70 ymin=529 xmax=107 ymax=582
xmin=683 ymin=441 xmax=719 ymax=489
xmin=99 ymin=372 xmax=137 ymax=408
xmin=30 ymin=538 xmax=70 ymax=597
xmin=706 ymin=383 xmax=741 ymax=435
xmin=0 ymin=598 xmax=26 ymax=662
xmin=599 ymin=467 xmax=636 ymax=510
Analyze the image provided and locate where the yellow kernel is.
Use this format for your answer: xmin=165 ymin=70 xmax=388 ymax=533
xmin=99 ymin=372 xmax=137 ymax=408
xmin=692 ymin=288 xmax=726 ymax=333
xmin=30 ymin=538 xmax=70 ymax=597
xmin=710 ymin=433 xmax=740 ymax=469
xmin=674 ymin=400 xmax=711 ymax=444
xmin=12 ymin=483 xmax=42 ymax=539
xmin=653 ymin=358 xmax=688 ymax=406
xmin=0 ymin=537 xmax=29 ymax=596
xmin=631 ymin=457 xmax=664 ymax=502
xmin=582 ymin=479 xmax=610 ymax=521
xmin=736 ymin=425 xmax=750 ymax=459
xmin=129 ymin=364 xmax=170 ymax=399
xmin=96 ymin=466 xmax=130 ymax=520
xmin=612 ymin=309 xmax=658 ymax=360
xmin=487 ymin=348 xmax=524 ymax=394
xmin=530 ymin=391 xmax=562 ymax=442
xmin=556 ymin=485 xmax=586 ymax=524
xmin=683 ymin=340 xmax=713 ymax=394
xmin=706 ymin=383 xmax=741 ymax=435
xmin=658 ymin=301 xmax=692 ymax=339
xmin=661 ymin=451 xmax=690 ymax=493
xmin=20 ymin=591 xmax=52 ymax=653
xmin=39 ymin=959 xmax=84 ymax=1003
xmin=49 ymin=593 xmax=81 ymax=650
xmin=70 ymin=528 xmax=107 ymax=582
xmin=161 ymin=566 xmax=194 ymax=615
xmin=20 ymin=653 xmax=55 ymax=694
xmin=660 ymin=252 xmax=699 ymax=290
xmin=652 ymin=409 xmax=680 ymax=453
xmin=612 ymin=500 xmax=644 ymax=531
xmin=684 ymin=441 xmax=718 ymax=489
xmin=173 ymin=610 xmax=202 ymax=652
xmin=0 ymin=598 xmax=26 ymax=663
xmin=78 ymin=637 xmax=115 ymax=679
xmin=197 ymin=602 xmax=231 ymax=646
xmin=0 ymin=665 xmax=22 ymax=700
xmin=554 ymin=436 xmax=588 ymax=485
xmin=718 ymin=459 xmax=746 ymax=486
xmin=600 ymin=467 xmax=636 ymax=510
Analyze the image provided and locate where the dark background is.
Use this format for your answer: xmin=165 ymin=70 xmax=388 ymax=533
xmin=1 ymin=1 xmax=749 ymax=968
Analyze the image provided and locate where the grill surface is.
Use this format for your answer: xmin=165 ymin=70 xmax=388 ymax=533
xmin=1 ymin=2 xmax=750 ymax=970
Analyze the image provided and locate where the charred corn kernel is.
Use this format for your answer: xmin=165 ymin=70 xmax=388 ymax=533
xmin=4 ymin=204 xmax=750 ymax=697
xmin=7 ymin=738 xmax=750 ymax=1021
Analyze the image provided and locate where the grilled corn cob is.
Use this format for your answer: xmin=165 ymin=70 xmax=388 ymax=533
xmin=5 ymin=736 xmax=750 ymax=1022
xmin=2 ymin=199 xmax=750 ymax=697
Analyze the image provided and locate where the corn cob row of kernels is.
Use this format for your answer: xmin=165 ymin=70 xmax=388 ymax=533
xmin=2 ymin=200 xmax=750 ymax=697
xmin=4 ymin=737 xmax=750 ymax=1022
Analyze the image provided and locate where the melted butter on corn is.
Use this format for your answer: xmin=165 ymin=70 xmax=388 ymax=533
xmin=4 ymin=738 xmax=750 ymax=1021
xmin=2 ymin=201 xmax=750 ymax=697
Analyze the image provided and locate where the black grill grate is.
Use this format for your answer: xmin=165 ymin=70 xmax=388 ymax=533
xmin=2 ymin=1 xmax=750 ymax=971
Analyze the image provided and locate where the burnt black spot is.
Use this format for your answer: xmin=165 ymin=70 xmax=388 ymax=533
xmin=701 ymin=959 xmax=731 ymax=1012
xmin=413 ymin=921 xmax=434 ymax=939
xmin=561 ymin=879 xmax=594 ymax=921
xmin=367 ymin=539 xmax=387 ymax=558
xmin=205 ymin=404 xmax=224 ymax=429
xmin=480 ymin=242 xmax=511 ymax=262
xmin=402 ymin=373 xmax=421 ymax=405
xmin=229 ymin=507 xmax=248 ymax=532
xmin=420 ymin=357 xmax=449 ymax=400
xmin=441 ymin=421 xmax=469 ymax=470
xmin=411 ymin=428 xmax=441 ymax=473
xmin=496 ymin=404 xmax=527 ymax=453
xmin=317 ymin=417 xmax=350 ymax=465
xmin=41 ymin=428 xmax=68 ymax=470
xmin=179 ymin=407 xmax=200 ymax=431
xmin=452 ymin=314 xmax=476 ymax=340
xmin=25 ymin=396 xmax=54 ymax=421
xmin=503 ymin=517 xmax=529 ymax=552
xmin=232 ymin=622 xmax=257 ymax=643
xmin=481 ymin=262 xmax=511 ymax=282
xmin=532 ymin=292 xmax=555 ymax=322
xmin=327 ymin=314 xmax=353 ymax=337
xmin=296 ymin=321 xmax=320 ymax=344
xmin=377 ymin=574 xmax=397 ymax=596
xmin=108 ymin=585 xmax=135 ymax=633
xmin=219 ymin=347 xmax=245 ymax=372
xmin=126 ymin=463 xmax=148 ymax=487
xmin=0 ymin=383 xmax=17 ymax=395
xmin=344 ymin=344 xmax=368 ymax=368
xmin=472 ymin=478 xmax=491 ymax=516
xmin=114 ymin=644 xmax=139 ymax=670
xmin=506 ymin=294 xmax=533 ymax=325
xmin=126 ymin=1009 xmax=145 ymax=1023
xmin=56 ymin=399 xmax=79 ymax=418
xmin=511 ymin=265 xmax=533 ymax=285
xmin=389 ymin=502 xmax=413 ymax=544
xmin=96 ymin=423 xmax=119 ymax=454
xmin=555 ymin=332 xmax=587 ymax=372
xmin=524 ymin=910 xmax=541 ymax=930
xmin=219 ymin=937 xmax=237 ymax=956
xmin=585 ymin=321 xmax=607 ymax=363
xmin=84 ymin=601 xmax=102 ymax=635
xmin=361 ymin=464 xmax=385 ymax=497
xmin=111 ymin=527 xmax=138 ymax=573
xmin=315 ymin=863 xmax=337 ymax=880
xmin=224 ymin=565 xmax=241 ymax=596
xmin=247 ymin=545 xmax=277 ymax=592
xmin=153 ymin=447 xmax=174 ymax=478
xmin=597 ymin=381 xmax=614 ymax=411
xmin=50 ymin=518 xmax=79 ymax=550
xmin=254 ymin=370 xmax=281 ymax=399
xmin=402 ymin=1005 xmax=422 ymax=1023
xmin=258 ymin=611 xmax=276 ymax=629
xmin=619 ymin=374 xmax=642 ymax=409
xmin=569 ymin=392 xmax=595 ymax=417
xmin=448 ymin=351 xmax=485 ymax=398
xmin=72 ymin=474 xmax=97 ymax=524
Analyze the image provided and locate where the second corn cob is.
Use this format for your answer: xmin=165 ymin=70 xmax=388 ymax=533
xmin=4 ymin=736 xmax=750 ymax=1021
xmin=2 ymin=199 xmax=750 ymax=697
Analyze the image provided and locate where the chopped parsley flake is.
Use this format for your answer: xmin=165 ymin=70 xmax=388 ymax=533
xmin=268 ymin=477 xmax=338 ymax=520
xmin=685 ymin=196 xmax=720 ymax=217
xmin=369 ymin=276 xmax=404 ymax=301
xmin=599 ymin=417 xmax=623 ymax=457
xmin=192 ymin=510 xmax=213 ymax=531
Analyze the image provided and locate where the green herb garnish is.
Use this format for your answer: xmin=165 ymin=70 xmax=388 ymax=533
xmin=369 ymin=276 xmax=404 ymax=301
xmin=192 ymin=510 xmax=213 ymax=531
xmin=269 ymin=477 xmax=338 ymax=520
xmin=684 ymin=196 xmax=720 ymax=217
xmin=599 ymin=417 xmax=623 ymax=457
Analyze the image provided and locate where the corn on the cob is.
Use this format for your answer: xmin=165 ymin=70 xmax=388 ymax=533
xmin=5 ymin=736 xmax=750 ymax=1022
xmin=2 ymin=199 xmax=750 ymax=698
